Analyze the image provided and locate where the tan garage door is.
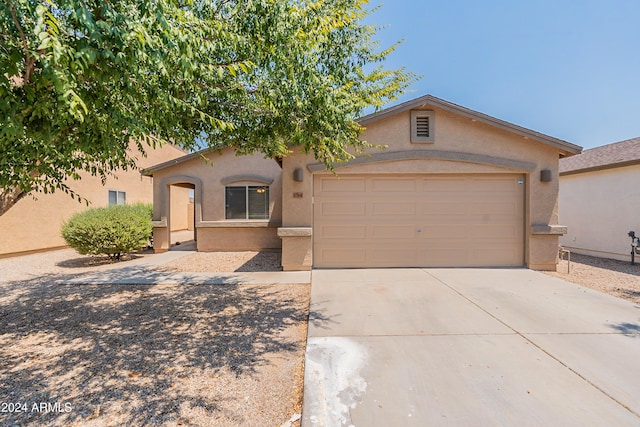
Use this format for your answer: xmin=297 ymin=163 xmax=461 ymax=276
xmin=313 ymin=174 xmax=525 ymax=268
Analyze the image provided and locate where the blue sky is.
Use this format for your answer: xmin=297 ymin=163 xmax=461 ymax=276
xmin=367 ymin=0 xmax=640 ymax=149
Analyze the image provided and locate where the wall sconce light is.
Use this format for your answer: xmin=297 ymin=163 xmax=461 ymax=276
xmin=540 ymin=169 xmax=552 ymax=182
xmin=293 ymin=168 xmax=304 ymax=182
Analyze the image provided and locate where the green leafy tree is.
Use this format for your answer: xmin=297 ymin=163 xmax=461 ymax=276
xmin=0 ymin=0 xmax=415 ymax=215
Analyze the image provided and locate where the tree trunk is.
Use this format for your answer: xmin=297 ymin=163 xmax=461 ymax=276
xmin=0 ymin=187 xmax=28 ymax=217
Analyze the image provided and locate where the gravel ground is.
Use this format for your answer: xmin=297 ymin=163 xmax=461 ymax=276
xmin=544 ymin=253 xmax=640 ymax=304
xmin=0 ymin=249 xmax=309 ymax=427
xmin=161 ymin=251 xmax=282 ymax=273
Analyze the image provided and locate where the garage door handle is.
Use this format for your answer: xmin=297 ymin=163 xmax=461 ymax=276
xmin=417 ymin=229 xmax=422 ymax=232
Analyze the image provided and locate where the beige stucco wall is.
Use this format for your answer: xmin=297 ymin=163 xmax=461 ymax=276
xmin=196 ymin=227 xmax=281 ymax=251
xmin=169 ymin=185 xmax=191 ymax=231
xmin=151 ymin=148 xmax=283 ymax=252
xmin=559 ymin=165 xmax=640 ymax=261
xmin=0 ymin=142 xmax=186 ymax=257
xmin=280 ymin=107 xmax=565 ymax=270
xmin=187 ymin=203 xmax=195 ymax=230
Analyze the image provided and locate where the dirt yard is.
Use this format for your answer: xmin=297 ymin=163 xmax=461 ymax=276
xmin=544 ymin=253 xmax=640 ymax=304
xmin=0 ymin=250 xmax=308 ymax=426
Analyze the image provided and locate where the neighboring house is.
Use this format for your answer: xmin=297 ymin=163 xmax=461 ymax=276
xmin=559 ymin=137 xmax=640 ymax=261
xmin=143 ymin=94 xmax=582 ymax=271
xmin=0 ymin=142 xmax=189 ymax=257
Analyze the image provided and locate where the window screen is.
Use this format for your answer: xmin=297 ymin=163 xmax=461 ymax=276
xmin=225 ymin=186 xmax=247 ymax=219
xmin=248 ymin=186 xmax=269 ymax=219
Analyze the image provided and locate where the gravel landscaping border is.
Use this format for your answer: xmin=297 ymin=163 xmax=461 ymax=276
xmin=161 ymin=251 xmax=282 ymax=273
xmin=544 ymin=252 xmax=640 ymax=304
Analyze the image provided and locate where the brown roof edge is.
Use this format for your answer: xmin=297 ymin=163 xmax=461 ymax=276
xmin=560 ymin=136 xmax=640 ymax=174
xmin=141 ymin=146 xmax=282 ymax=176
xmin=560 ymin=159 xmax=640 ymax=176
xmin=359 ymin=94 xmax=582 ymax=156
xmin=141 ymin=147 xmax=215 ymax=176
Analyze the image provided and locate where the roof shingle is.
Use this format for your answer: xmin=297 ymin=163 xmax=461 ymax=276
xmin=559 ymin=136 xmax=640 ymax=175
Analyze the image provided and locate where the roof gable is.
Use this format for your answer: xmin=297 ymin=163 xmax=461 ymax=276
xmin=359 ymin=94 xmax=581 ymax=156
xmin=144 ymin=94 xmax=583 ymax=175
xmin=560 ymin=136 xmax=640 ymax=175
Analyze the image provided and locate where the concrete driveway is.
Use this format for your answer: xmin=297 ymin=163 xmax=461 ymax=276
xmin=302 ymin=268 xmax=640 ymax=426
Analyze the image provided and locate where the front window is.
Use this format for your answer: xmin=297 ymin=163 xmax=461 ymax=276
xmin=225 ymin=186 xmax=269 ymax=220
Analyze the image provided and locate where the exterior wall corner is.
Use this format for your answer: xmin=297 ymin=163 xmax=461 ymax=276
xmin=281 ymin=235 xmax=312 ymax=271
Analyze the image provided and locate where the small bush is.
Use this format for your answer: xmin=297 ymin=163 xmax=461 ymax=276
xmin=61 ymin=204 xmax=153 ymax=260
xmin=129 ymin=202 xmax=154 ymax=247
xmin=129 ymin=202 xmax=153 ymax=220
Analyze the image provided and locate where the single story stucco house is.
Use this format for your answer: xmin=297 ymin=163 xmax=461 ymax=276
xmin=143 ymin=94 xmax=582 ymax=271
xmin=559 ymin=137 xmax=640 ymax=261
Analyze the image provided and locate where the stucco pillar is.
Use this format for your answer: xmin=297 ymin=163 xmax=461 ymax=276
xmin=153 ymin=226 xmax=169 ymax=253
xmin=528 ymin=225 xmax=567 ymax=270
xmin=278 ymin=228 xmax=312 ymax=270
xmin=279 ymin=151 xmax=314 ymax=270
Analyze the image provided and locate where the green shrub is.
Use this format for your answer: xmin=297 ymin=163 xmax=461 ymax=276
xmin=129 ymin=202 xmax=154 ymax=246
xmin=130 ymin=202 xmax=153 ymax=220
xmin=61 ymin=204 xmax=153 ymax=260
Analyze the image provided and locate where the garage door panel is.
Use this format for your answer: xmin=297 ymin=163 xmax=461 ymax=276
xmin=371 ymin=249 xmax=417 ymax=265
xmin=372 ymin=202 xmax=417 ymax=216
xmin=422 ymin=225 xmax=468 ymax=239
xmin=422 ymin=177 xmax=467 ymax=192
xmin=372 ymin=225 xmax=417 ymax=239
xmin=314 ymin=173 xmax=524 ymax=268
xmin=422 ymin=201 xmax=468 ymax=215
xmin=319 ymin=225 xmax=367 ymax=239
xmin=319 ymin=201 xmax=366 ymax=216
xmin=372 ymin=178 xmax=417 ymax=192
xmin=422 ymin=248 xmax=467 ymax=266
xmin=473 ymin=200 xmax=520 ymax=215
xmin=318 ymin=177 xmax=366 ymax=192
xmin=472 ymin=228 xmax=520 ymax=240
xmin=473 ymin=182 xmax=517 ymax=193
xmin=472 ymin=248 xmax=521 ymax=266
xmin=318 ymin=248 xmax=366 ymax=266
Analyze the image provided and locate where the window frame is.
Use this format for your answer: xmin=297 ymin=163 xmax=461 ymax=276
xmin=108 ymin=190 xmax=126 ymax=206
xmin=224 ymin=185 xmax=270 ymax=220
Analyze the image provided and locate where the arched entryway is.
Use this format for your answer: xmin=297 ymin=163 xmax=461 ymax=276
xmin=158 ymin=175 xmax=202 ymax=252
xmin=168 ymin=182 xmax=196 ymax=250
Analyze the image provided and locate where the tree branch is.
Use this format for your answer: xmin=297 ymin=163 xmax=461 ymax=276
xmin=6 ymin=0 xmax=35 ymax=84
xmin=214 ymin=0 xmax=233 ymax=18
xmin=0 ymin=187 xmax=28 ymax=217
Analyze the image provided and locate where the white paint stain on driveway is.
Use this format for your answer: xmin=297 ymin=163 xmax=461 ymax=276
xmin=303 ymin=337 xmax=368 ymax=426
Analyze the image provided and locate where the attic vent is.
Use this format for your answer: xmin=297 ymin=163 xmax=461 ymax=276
xmin=416 ymin=116 xmax=430 ymax=138
xmin=411 ymin=110 xmax=434 ymax=143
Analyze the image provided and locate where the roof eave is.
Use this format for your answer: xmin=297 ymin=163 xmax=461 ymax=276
xmin=560 ymin=159 xmax=640 ymax=176
xmin=141 ymin=147 xmax=215 ymax=176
